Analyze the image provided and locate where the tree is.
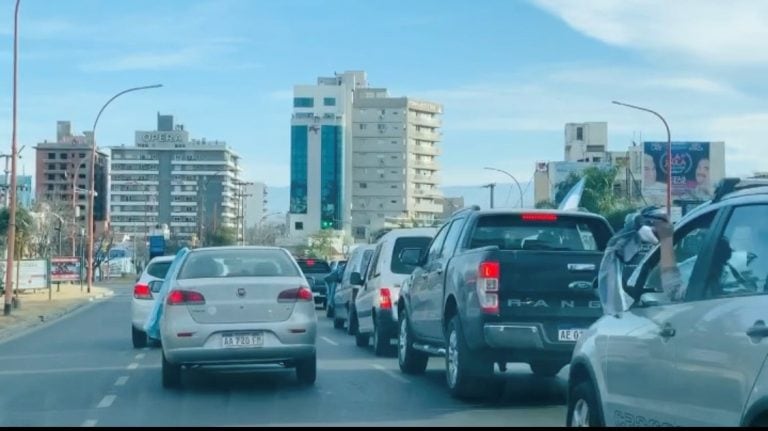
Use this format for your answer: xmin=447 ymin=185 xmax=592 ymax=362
xmin=554 ymin=166 xmax=622 ymax=215
xmin=306 ymin=229 xmax=337 ymax=260
xmin=0 ymin=206 xmax=34 ymax=259
xmin=535 ymin=200 xmax=556 ymax=209
xmin=246 ymin=223 xmax=281 ymax=246
xmin=205 ymin=226 xmax=237 ymax=246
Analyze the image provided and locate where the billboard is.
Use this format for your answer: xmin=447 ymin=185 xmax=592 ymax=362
xmin=643 ymin=142 xmax=712 ymax=205
xmin=51 ymin=257 xmax=81 ymax=282
xmin=0 ymin=260 xmax=48 ymax=291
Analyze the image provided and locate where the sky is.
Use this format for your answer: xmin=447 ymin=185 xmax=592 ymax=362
xmin=1 ymin=0 xmax=767 ymax=189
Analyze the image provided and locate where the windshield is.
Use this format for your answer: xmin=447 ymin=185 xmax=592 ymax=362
xmin=471 ymin=214 xmax=611 ymax=251
xmin=177 ymin=249 xmax=300 ymax=279
xmin=296 ymin=259 xmax=332 ymax=274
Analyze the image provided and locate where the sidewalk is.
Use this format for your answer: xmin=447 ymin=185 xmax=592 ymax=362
xmin=0 ymin=283 xmax=114 ymax=342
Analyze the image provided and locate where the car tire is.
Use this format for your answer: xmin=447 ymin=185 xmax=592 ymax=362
xmin=326 ymin=303 xmax=335 ymax=318
xmin=530 ymin=362 xmax=563 ymax=377
xmin=567 ymin=380 xmax=603 ymax=427
xmin=445 ymin=315 xmax=492 ymax=400
xmin=161 ymin=351 xmax=181 ymax=389
xmin=347 ymin=305 xmax=359 ymax=336
xmin=372 ymin=315 xmax=392 ymax=357
xmin=132 ymin=326 xmax=147 ymax=349
xmin=333 ymin=317 xmax=344 ymax=329
xmin=355 ymin=332 xmax=370 ymax=347
xmin=295 ymin=354 xmax=317 ymax=385
xmin=398 ymin=312 xmax=428 ymax=375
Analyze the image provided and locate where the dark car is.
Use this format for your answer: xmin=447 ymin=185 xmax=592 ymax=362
xmin=296 ymin=258 xmax=333 ymax=309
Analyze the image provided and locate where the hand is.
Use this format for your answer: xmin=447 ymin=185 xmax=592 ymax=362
xmin=655 ymin=220 xmax=674 ymax=241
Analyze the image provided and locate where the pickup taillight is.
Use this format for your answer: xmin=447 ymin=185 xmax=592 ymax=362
xmin=476 ymin=261 xmax=499 ymax=314
xmin=379 ymin=288 xmax=393 ymax=310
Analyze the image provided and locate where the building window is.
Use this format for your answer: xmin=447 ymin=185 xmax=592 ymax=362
xmin=295 ymin=221 xmax=304 ymax=231
xmin=47 ymin=174 xmax=55 ymax=180
xmin=290 ymin=125 xmax=308 ymax=214
xmin=359 ymin=123 xmax=367 ymax=130
xmin=48 ymin=152 xmax=55 ymax=159
xmin=293 ymin=97 xmax=314 ymax=108
xmin=359 ymin=182 xmax=367 ymax=189
xmin=60 ymin=153 xmax=68 ymax=159
xmin=47 ymin=184 xmax=54 ymax=191
xmin=323 ymin=97 xmax=336 ymax=106
xmin=320 ymin=125 xmax=343 ymax=229
xmin=576 ymin=126 xmax=584 ymax=141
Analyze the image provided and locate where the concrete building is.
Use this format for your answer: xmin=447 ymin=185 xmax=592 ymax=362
xmin=564 ymin=122 xmax=608 ymax=163
xmin=109 ymin=113 xmax=241 ymax=244
xmin=351 ymin=89 xmax=443 ymax=239
xmin=0 ymin=175 xmax=33 ymax=209
xmin=243 ymin=182 xmax=268 ymax=229
xmin=287 ymin=71 xmax=367 ymax=240
xmin=34 ymin=121 xmax=109 ymax=233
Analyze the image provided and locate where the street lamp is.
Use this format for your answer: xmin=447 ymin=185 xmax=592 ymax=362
xmin=4 ymin=0 xmax=21 ymax=316
xmin=86 ymin=84 xmax=162 ymax=294
xmin=484 ymin=166 xmax=524 ymax=208
xmin=612 ymin=100 xmax=672 ymax=219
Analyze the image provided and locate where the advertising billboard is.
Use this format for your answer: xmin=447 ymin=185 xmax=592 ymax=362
xmin=643 ymin=142 xmax=712 ymax=205
xmin=0 ymin=260 xmax=48 ymax=290
xmin=51 ymin=257 xmax=81 ymax=282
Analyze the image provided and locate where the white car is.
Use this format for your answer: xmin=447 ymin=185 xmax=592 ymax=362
xmin=132 ymin=255 xmax=175 ymax=348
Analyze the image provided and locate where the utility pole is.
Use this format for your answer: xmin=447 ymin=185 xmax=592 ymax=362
xmin=4 ymin=0 xmax=21 ymax=316
xmin=482 ymin=183 xmax=496 ymax=209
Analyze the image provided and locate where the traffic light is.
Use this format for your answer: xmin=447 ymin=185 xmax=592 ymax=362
xmin=321 ymin=220 xmax=333 ymax=229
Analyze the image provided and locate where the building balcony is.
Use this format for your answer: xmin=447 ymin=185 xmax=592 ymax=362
xmin=410 ymin=130 xmax=441 ymax=142
xmin=408 ymin=115 xmax=441 ymax=128
xmin=410 ymin=144 xmax=440 ymax=156
xmin=411 ymin=188 xmax=442 ymax=198
xmin=412 ymin=173 xmax=440 ymax=184
xmin=411 ymin=159 xmax=440 ymax=170
xmin=413 ymin=201 xmax=443 ymax=213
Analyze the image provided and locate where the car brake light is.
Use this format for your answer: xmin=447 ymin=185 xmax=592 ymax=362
xmin=133 ymin=283 xmax=152 ymax=300
xmin=166 ymin=290 xmax=205 ymax=305
xmin=521 ymin=213 xmax=558 ymax=222
xmin=278 ymin=287 xmax=313 ymax=302
xmin=379 ymin=288 xmax=392 ymax=310
xmin=477 ymin=261 xmax=500 ymax=314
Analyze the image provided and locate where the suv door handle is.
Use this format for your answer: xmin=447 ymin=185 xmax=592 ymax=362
xmin=747 ymin=320 xmax=768 ymax=338
xmin=659 ymin=323 xmax=676 ymax=338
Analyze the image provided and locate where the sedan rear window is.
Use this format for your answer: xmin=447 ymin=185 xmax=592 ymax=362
xmin=146 ymin=261 xmax=172 ymax=279
xmin=178 ymin=249 xmax=300 ymax=279
xmin=391 ymin=237 xmax=432 ymax=274
xmin=470 ymin=214 xmax=612 ymax=252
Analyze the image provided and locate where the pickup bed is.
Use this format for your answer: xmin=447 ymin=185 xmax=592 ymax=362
xmin=397 ymin=207 xmax=613 ymax=399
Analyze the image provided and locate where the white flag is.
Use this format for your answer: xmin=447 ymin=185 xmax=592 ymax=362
xmin=558 ymin=177 xmax=586 ymax=211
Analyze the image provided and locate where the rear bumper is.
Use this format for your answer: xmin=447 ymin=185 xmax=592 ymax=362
xmin=481 ymin=322 xmax=577 ymax=363
xmin=164 ymin=344 xmax=316 ymax=366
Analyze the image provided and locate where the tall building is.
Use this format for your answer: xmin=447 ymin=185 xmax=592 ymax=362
xmin=564 ymin=122 xmax=608 ymax=163
xmin=34 ymin=121 xmax=109 ymax=234
xmin=109 ymin=113 xmax=241 ymax=244
xmin=351 ymin=89 xmax=443 ymax=239
xmin=287 ymin=71 xmax=367 ymax=239
xmin=243 ymin=182 xmax=267 ymax=229
xmin=0 ymin=175 xmax=33 ymax=209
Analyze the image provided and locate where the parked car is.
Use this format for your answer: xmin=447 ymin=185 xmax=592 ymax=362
xmin=131 ymin=255 xmax=175 ymax=348
xmin=567 ymin=178 xmax=768 ymax=427
xmin=397 ymin=207 xmax=613 ymax=399
xmin=296 ymin=258 xmax=333 ymax=309
xmin=157 ymin=246 xmax=317 ymax=388
xmin=352 ymin=228 xmax=437 ymax=356
xmin=332 ymin=245 xmax=375 ymax=331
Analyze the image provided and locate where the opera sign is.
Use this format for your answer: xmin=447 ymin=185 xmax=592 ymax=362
xmin=138 ymin=131 xmax=184 ymax=143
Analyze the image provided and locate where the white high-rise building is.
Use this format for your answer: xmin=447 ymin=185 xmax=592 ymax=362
xmin=351 ymin=89 xmax=443 ymax=239
xmin=243 ymin=182 xmax=267 ymax=229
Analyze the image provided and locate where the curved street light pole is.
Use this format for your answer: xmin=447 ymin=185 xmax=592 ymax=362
xmin=612 ymin=101 xmax=672 ymax=219
xmin=86 ymin=84 xmax=162 ymax=293
xmin=484 ymin=167 xmax=524 ymax=208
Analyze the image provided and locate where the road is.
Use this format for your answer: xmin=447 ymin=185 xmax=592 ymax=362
xmin=0 ymin=281 xmax=567 ymax=427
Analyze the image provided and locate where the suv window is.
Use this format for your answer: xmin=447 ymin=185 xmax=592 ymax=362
xmin=146 ymin=261 xmax=172 ymax=279
xmin=296 ymin=259 xmax=331 ymax=274
xmin=426 ymin=225 xmax=450 ymax=262
xmin=368 ymin=243 xmax=384 ymax=278
xmin=390 ymin=236 xmax=432 ymax=275
xmin=441 ymin=218 xmax=466 ymax=257
xmin=470 ymin=214 xmax=611 ymax=251
xmin=704 ymin=204 xmax=768 ymax=299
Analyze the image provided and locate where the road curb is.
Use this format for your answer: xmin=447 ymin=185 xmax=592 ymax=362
xmin=0 ymin=288 xmax=115 ymax=345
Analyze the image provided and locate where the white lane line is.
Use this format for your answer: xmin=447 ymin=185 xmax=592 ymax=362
xmin=81 ymin=419 xmax=98 ymax=427
xmin=96 ymin=394 xmax=117 ymax=408
xmin=127 ymin=362 xmax=139 ymax=370
xmin=0 ymin=364 xmax=160 ymax=376
xmin=321 ymin=336 xmax=339 ymax=346
xmin=372 ymin=364 xmax=410 ymax=384
xmin=114 ymin=376 xmax=129 ymax=386
xmin=135 ymin=353 xmax=145 ymax=360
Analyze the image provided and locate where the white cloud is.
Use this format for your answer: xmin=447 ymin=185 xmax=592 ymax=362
xmin=707 ymin=113 xmax=768 ymax=176
xmin=532 ymin=0 xmax=768 ymax=65
xmin=80 ymin=47 xmax=207 ymax=72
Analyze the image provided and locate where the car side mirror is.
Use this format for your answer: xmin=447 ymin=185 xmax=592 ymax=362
xmin=350 ymin=272 xmax=364 ymax=286
xmin=399 ymin=248 xmax=423 ymax=267
xmin=148 ymin=280 xmax=164 ymax=293
xmin=638 ymin=292 xmax=668 ymax=308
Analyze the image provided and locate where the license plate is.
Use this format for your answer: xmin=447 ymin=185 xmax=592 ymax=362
xmin=558 ymin=329 xmax=584 ymax=342
xmin=222 ymin=333 xmax=264 ymax=348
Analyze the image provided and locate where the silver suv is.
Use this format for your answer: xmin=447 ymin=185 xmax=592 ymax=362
xmin=568 ymin=178 xmax=768 ymax=427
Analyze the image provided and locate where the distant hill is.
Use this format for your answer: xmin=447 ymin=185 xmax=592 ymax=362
xmin=263 ymin=182 xmax=534 ymax=220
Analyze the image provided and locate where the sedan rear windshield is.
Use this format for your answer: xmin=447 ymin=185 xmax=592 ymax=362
xmin=391 ymin=237 xmax=432 ymax=274
xmin=146 ymin=261 xmax=172 ymax=279
xmin=296 ymin=259 xmax=332 ymax=274
xmin=470 ymin=214 xmax=612 ymax=252
xmin=178 ymin=249 xmax=300 ymax=279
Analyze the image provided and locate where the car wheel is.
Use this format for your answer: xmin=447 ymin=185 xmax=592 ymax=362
xmin=296 ymin=355 xmax=317 ymax=385
xmin=445 ymin=315 xmax=491 ymax=400
xmin=347 ymin=305 xmax=358 ymax=336
xmin=530 ymin=362 xmax=563 ymax=377
xmin=373 ymin=315 xmax=392 ymax=357
xmin=566 ymin=380 xmax=603 ymax=427
xmin=333 ymin=317 xmax=344 ymax=329
xmin=355 ymin=332 xmax=370 ymax=347
xmin=132 ymin=326 xmax=147 ymax=349
xmin=161 ymin=351 xmax=181 ymax=389
xmin=398 ymin=311 xmax=428 ymax=375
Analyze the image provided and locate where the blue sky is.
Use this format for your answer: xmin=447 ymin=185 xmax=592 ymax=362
xmin=1 ymin=0 xmax=767 ymax=188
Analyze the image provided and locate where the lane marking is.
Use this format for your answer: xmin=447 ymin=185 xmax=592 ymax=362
xmin=372 ymin=364 xmax=411 ymax=384
xmin=0 ymin=364 xmax=160 ymax=376
xmin=115 ymin=376 xmax=129 ymax=386
xmin=135 ymin=353 xmax=146 ymax=360
xmin=127 ymin=362 xmax=139 ymax=370
xmin=96 ymin=394 xmax=117 ymax=408
xmin=81 ymin=419 xmax=98 ymax=427
xmin=321 ymin=336 xmax=339 ymax=346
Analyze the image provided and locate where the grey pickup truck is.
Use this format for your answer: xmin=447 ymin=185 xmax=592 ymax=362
xmin=397 ymin=206 xmax=614 ymax=399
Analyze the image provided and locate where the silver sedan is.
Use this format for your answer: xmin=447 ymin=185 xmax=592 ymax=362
xmin=157 ymin=246 xmax=317 ymax=388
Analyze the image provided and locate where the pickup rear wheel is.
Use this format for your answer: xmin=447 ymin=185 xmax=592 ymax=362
xmin=445 ymin=315 xmax=492 ymax=399
xmin=398 ymin=312 xmax=428 ymax=374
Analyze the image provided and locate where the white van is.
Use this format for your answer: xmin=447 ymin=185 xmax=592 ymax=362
xmin=352 ymin=228 xmax=436 ymax=356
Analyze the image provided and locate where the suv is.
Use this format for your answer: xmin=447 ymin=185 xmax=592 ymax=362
xmin=131 ymin=255 xmax=175 ymax=348
xmin=567 ymin=178 xmax=768 ymax=427
xmin=397 ymin=207 xmax=613 ymax=399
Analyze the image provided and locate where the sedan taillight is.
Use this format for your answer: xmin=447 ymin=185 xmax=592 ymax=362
xmin=133 ymin=283 xmax=152 ymax=300
xmin=166 ymin=290 xmax=205 ymax=305
xmin=278 ymin=287 xmax=313 ymax=302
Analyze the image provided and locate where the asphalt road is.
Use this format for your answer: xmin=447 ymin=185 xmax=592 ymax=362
xmin=0 ymin=281 xmax=568 ymax=427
